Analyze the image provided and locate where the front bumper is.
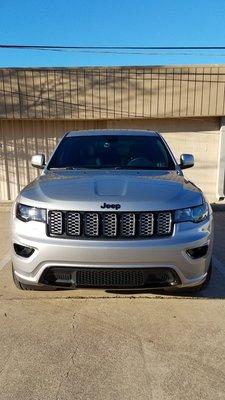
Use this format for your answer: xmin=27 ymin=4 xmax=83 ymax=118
xmin=11 ymin=214 xmax=213 ymax=289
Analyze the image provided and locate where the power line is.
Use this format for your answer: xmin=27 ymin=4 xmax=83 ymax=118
xmin=1 ymin=45 xmax=225 ymax=61
xmin=1 ymin=45 xmax=225 ymax=50
xmin=1 ymin=45 xmax=225 ymax=57
xmin=49 ymin=50 xmax=225 ymax=57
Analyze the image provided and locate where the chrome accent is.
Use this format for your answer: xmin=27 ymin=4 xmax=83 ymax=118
xmin=157 ymin=212 xmax=172 ymax=235
xmin=120 ymin=213 xmax=136 ymax=237
xmin=84 ymin=213 xmax=99 ymax=236
xmin=66 ymin=212 xmax=81 ymax=236
xmin=102 ymin=213 xmax=117 ymax=237
xmin=139 ymin=213 xmax=154 ymax=236
xmin=49 ymin=211 xmax=63 ymax=235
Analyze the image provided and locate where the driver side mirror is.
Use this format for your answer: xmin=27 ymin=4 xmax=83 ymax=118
xmin=31 ymin=154 xmax=46 ymax=169
xmin=179 ymin=154 xmax=194 ymax=169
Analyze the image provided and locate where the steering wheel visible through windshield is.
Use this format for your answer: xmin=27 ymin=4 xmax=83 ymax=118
xmin=48 ymin=134 xmax=175 ymax=170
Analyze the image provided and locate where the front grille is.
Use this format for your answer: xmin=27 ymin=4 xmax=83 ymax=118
xmin=120 ymin=213 xmax=136 ymax=237
xmin=66 ymin=212 xmax=81 ymax=236
xmin=84 ymin=213 xmax=99 ymax=236
xmin=102 ymin=213 xmax=117 ymax=237
xmin=48 ymin=210 xmax=173 ymax=239
xmin=49 ymin=211 xmax=63 ymax=235
xmin=76 ymin=269 xmax=144 ymax=288
xmin=139 ymin=213 xmax=154 ymax=236
xmin=157 ymin=212 xmax=172 ymax=235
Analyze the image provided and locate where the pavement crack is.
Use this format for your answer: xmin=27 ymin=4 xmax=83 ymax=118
xmin=126 ymin=312 xmax=153 ymax=399
xmin=55 ymin=311 xmax=80 ymax=400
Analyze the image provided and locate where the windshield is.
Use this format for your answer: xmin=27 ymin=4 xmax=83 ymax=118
xmin=48 ymin=135 xmax=175 ymax=170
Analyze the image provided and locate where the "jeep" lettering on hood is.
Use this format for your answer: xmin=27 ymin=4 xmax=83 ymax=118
xmin=100 ymin=203 xmax=121 ymax=210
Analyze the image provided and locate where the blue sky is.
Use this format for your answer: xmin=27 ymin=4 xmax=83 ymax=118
xmin=0 ymin=0 xmax=225 ymax=67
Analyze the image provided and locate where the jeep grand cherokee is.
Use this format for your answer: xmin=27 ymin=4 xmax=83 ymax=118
xmin=11 ymin=130 xmax=213 ymax=292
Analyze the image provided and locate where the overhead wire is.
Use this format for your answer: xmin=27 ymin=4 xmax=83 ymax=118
xmin=1 ymin=45 xmax=225 ymax=50
xmin=1 ymin=44 xmax=225 ymax=57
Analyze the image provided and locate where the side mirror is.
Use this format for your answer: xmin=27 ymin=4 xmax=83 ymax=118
xmin=179 ymin=154 xmax=194 ymax=169
xmin=31 ymin=154 xmax=46 ymax=169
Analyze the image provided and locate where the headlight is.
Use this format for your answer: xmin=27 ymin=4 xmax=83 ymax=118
xmin=174 ymin=203 xmax=209 ymax=223
xmin=16 ymin=203 xmax=46 ymax=222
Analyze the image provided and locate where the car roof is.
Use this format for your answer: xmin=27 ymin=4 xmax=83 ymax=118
xmin=66 ymin=129 xmax=159 ymax=138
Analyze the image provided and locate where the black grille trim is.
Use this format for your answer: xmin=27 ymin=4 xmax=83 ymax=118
xmin=40 ymin=267 xmax=181 ymax=288
xmin=47 ymin=210 xmax=174 ymax=240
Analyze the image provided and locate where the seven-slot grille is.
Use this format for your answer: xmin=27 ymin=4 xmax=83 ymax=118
xmin=48 ymin=210 xmax=173 ymax=239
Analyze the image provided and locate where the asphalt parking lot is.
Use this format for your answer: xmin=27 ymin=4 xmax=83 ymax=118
xmin=1 ymin=203 xmax=225 ymax=400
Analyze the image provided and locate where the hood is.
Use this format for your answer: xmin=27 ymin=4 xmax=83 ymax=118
xmin=19 ymin=170 xmax=203 ymax=211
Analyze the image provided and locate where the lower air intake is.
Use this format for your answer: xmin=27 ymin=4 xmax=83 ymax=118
xmin=40 ymin=267 xmax=181 ymax=289
xmin=76 ymin=269 xmax=144 ymax=288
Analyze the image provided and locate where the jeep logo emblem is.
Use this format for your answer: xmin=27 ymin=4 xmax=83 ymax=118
xmin=100 ymin=202 xmax=121 ymax=210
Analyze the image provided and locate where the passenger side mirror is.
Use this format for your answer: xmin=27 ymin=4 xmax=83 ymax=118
xmin=179 ymin=154 xmax=194 ymax=169
xmin=31 ymin=154 xmax=46 ymax=169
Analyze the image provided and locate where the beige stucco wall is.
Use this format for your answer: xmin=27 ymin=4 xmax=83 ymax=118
xmin=0 ymin=117 xmax=220 ymax=202
xmin=163 ymin=131 xmax=220 ymax=203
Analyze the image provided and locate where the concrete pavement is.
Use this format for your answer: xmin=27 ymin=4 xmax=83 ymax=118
xmin=1 ymin=294 xmax=225 ymax=400
xmin=0 ymin=202 xmax=11 ymax=268
xmin=1 ymin=204 xmax=225 ymax=399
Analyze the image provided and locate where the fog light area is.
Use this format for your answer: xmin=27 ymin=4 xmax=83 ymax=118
xmin=14 ymin=243 xmax=35 ymax=258
xmin=186 ymin=245 xmax=208 ymax=259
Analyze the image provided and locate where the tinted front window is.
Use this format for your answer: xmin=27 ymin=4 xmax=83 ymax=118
xmin=48 ymin=135 xmax=175 ymax=170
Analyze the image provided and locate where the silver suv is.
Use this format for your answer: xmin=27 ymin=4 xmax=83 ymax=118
xmin=11 ymin=130 xmax=213 ymax=292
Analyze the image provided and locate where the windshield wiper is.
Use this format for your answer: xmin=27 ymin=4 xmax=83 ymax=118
xmin=49 ymin=166 xmax=103 ymax=170
xmin=49 ymin=166 xmax=172 ymax=171
xmin=49 ymin=167 xmax=77 ymax=170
